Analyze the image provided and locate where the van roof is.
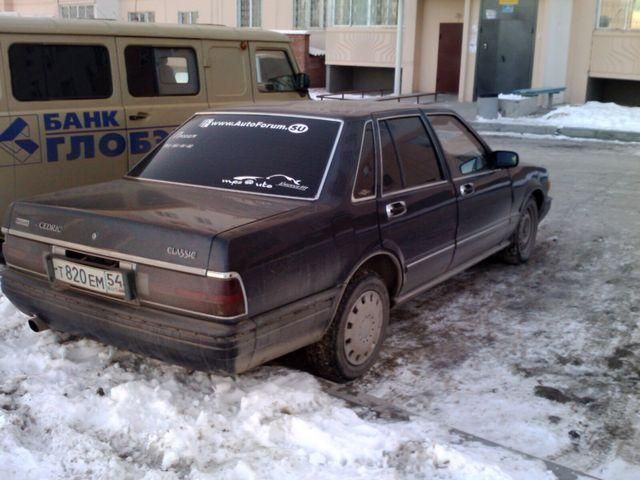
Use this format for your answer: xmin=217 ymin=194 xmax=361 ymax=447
xmin=0 ymin=16 xmax=289 ymax=43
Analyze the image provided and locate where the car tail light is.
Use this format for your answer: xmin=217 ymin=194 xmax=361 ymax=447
xmin=2 ymin=235 xmax=49 ymax=275
xmin=136 ymin=265 xmax=246 ymax=318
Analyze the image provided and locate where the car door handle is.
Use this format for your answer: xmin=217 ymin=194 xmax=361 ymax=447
xmin=460 ymin=183 xmax=475 ymax=196
xmin=385 ymin=201 xmax=407 ymax=219
xmin=129 ymin=112 xmax=149 ymax=121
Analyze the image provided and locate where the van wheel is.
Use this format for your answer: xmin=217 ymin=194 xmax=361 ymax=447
xmin=305 ymin=270 xmax=389 ymax=382
xmin=502 ymin=197 xmax=539 ymax=264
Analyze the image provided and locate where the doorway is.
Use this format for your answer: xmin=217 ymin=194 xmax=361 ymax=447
xmin=436 ymin=23 xmax=463 ymax=94
xmin=475 ymin=0 xmax=538 ymax=97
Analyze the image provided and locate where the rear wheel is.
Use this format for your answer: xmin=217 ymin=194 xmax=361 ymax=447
xmin=502 ymin=196 xmax=539 ymax=264
xmin=305 ymin=270 xmax=389 ymax=382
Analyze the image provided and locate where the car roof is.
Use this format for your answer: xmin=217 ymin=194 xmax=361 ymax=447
xmin=207 ymin=100 xmax=458 ymax=121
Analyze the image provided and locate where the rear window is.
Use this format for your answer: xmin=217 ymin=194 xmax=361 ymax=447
xmin=129 ymin=114 xmax=342 ymax=199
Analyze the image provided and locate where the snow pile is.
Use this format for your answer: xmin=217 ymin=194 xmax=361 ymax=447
xmin=497 ymin=94 xmax=527 ymax=101
xmin=478 ymin=101 xmax=640 ymax=132
xmin=0 ymin=289 xmax=554 ymax=479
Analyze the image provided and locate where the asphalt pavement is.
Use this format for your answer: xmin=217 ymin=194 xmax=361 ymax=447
xmin=347 ymin=134 xmax=640 ymax=478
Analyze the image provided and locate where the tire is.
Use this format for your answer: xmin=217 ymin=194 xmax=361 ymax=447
xmin=304 ymin=270 xmax=390 ymax=382
xmin=502 ymin=196 xmax=539 ymax=264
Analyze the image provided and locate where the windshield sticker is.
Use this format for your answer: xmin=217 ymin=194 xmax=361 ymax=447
xmin=221 ymin=174 xmax=309 ymax=192
xmin=198 ymin=118 xmax=309 ymax=134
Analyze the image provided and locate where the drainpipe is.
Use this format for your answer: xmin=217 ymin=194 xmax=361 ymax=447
xmin=393 ymin=0 xmax=404 ymax=96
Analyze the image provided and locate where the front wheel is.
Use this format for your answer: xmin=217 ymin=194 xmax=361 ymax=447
xmin=304 ymin=271 xmax=389 ymax=382
xmin=502 ymin=197 xmax=539 ymax=264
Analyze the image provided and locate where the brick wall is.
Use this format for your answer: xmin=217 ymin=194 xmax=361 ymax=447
xmin=286 ymin=33 xmax=326 ymax=88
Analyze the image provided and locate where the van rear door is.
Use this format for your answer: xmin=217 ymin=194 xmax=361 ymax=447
xmin=3 ymin=35 xmax=127 ymax=211
xmin=116 ymin=37 xmax=209 ymax=169
xmin=204 ymin=40 xmax=254 ymax=107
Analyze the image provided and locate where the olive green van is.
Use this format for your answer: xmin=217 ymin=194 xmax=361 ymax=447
xmin=0 ymin=17 xmax=309 ymax=241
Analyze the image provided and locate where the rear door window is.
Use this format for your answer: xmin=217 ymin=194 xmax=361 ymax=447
xmin=379 ymin=116 xmax=443 ymax=194
xmin=125 ymin=46 xmax=199 ymax=97
xmin=353 ymin=122 xmax=376 ymax=200
xmin=9 ymin=44 xmax=111 ymax=101
xmin=129 ymin=114 xmax=342 ymax=199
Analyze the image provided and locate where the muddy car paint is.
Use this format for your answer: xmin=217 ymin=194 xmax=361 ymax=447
xmin=0 ymin=102 xmax=551 ymax=379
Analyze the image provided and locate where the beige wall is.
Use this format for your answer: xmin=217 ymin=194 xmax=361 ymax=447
xmin=413 ymin=0 xmax=465 ymax=93
xmin=531 ymin=0 xmax=573 ymax=103
xmin=325 ymin=27 xmax=397 ymax=67
xmin=590 ymin=30 xmax=640 ymax=80
xmin=565 ymin=0 xmax=597 ymax=104
xmin=118 ymin=0 xmax=292 ymax=28
xmin=0 ymin=0 xmax=57 ymax=16
xmin=459 ymin=0 xmax=480 ymax=102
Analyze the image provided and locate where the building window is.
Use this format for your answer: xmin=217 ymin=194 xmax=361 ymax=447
xmin=125 ymin=46 xmax=199 ymax=97
xmin=128 ymin=11 xmax=155 ymax=23
xmin=598 ymin=0 xmax=640 ymax=29
xmin=59 ymin=4 xmax=95 ymax=19
xmin=178 ymin=11 xmax=199 ymax=24
xmin=238 ymin=0 xmax=261 ymax=27
xmin=9 ymin=44 xmax=112 ymax=101
xmin=294 ymin=0 xmax=326 ymax=29
xmin=333 ymin=0 xmax=397 ymax=26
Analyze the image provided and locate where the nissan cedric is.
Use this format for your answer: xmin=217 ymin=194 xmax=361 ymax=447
xmin=1 ymin=102 xmax=551 ymax=381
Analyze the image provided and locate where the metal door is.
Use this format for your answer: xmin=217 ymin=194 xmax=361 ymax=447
xmin=475 ymin=0 xmax=538 ymax=97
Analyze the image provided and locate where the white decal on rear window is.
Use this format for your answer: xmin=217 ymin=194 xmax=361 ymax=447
xmin=221 ymin=174 xmax=309 ymax=192
xmin=198 ymin=118 xmax=308 ymax=134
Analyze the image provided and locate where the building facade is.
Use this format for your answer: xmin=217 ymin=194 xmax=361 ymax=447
xmin=1 ymin=0 xmax=640 ymax=105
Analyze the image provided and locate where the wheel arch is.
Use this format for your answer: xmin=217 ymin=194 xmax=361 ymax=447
xmin=342 ymin=251 xmax=404 ymax=301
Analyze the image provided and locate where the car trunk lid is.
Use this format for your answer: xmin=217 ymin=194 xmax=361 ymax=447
xmin=6 ymin=179 xmax=306 ymax=271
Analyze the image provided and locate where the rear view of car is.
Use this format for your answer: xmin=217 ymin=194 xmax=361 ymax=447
xmin=1 ymin=111 xmax=344 ymax=374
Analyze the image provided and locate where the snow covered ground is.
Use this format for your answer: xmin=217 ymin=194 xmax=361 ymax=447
xmin=0 ymin=291 xmax=557 ymax=480
xmin=477 ymin=101 xmax=640 ymax=133
xmin=1 ymin=135 xmax=639 ymax=479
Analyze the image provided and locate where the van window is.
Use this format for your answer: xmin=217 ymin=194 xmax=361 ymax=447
xmin=9 ymin=44 xmax=111 ymax=101
xmin=125 ymin=46 xmax=199 ymax=97
xmin=255 ymin=50 xmax=296 ymax=92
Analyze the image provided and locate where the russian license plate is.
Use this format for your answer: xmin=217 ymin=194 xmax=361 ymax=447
xmin=51 ymin=258 xmax=127 ymax=298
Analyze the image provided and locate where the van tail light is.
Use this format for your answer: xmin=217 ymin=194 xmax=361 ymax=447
xmin=137 ymin=265 xmax=246 ymax=318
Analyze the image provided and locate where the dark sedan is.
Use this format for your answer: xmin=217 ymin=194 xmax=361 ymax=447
xmin=1 ymin=102 xmax=551 ymax=381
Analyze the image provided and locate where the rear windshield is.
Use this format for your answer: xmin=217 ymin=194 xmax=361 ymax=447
xmin=129 ymin=114 xmax=342 ymax=199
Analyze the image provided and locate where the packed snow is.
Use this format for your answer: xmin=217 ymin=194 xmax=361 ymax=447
xmin=497 ymin=94 xmax=527 ymax=101
xmin=478 ymin=101 xmax=640 ymax=132
xmin=0 ymin=287 xmax=557 ymax=479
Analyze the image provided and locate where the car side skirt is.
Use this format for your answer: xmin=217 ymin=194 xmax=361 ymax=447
xmin=395 ymin=240 xmax=511 ymax=305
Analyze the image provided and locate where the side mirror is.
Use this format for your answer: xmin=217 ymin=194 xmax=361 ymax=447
xmin=493 ymin=150 xmax=519 ymax=168
xmin=293 ymin=72 xmax=310 ymax=91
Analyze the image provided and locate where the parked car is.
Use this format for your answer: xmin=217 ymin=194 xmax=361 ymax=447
xmin=0 ymin=102 xmax=551 ymax=382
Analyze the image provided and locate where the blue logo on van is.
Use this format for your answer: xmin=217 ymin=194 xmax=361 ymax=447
xmin=0 ymin=118 xmax=39 ymax=163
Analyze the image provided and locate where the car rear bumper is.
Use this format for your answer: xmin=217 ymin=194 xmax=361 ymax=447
xmin=0 ymin=268 xmax=337 ymax=374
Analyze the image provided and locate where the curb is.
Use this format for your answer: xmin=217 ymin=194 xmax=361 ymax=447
xmin=470 ymin=121 xmax=640 ymax=143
